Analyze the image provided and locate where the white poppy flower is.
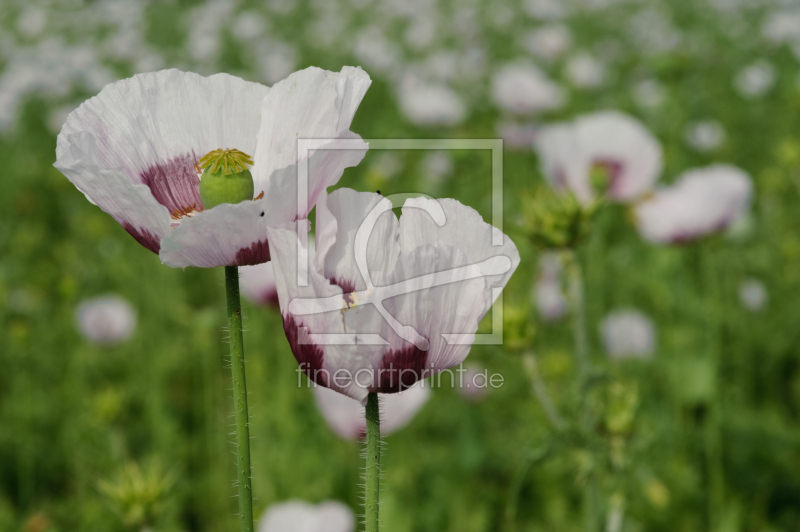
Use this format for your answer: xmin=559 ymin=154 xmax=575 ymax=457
xmin=634 ymin=165 xmax=753 ymax=244
xmin=491 ymin=63 xmax=565 ymax=115
xmin=684 ymin=120 xmax=726 ymax=152
xmin=521 ymin=24 xmax=572 ymax=62
xmin=54 ymin=67 xmax=371 ymax=268
xmin=632 ymin=79 xmax=667 ymax=109
xmin=734 ymin=60 xmax=776 ymax=99
xmin=76 ymin=295 xmax=137 ymax=346
xmin=258 ymin=500 xmax=354 ymax=532
xmin=535 ymin=110 xmax=663 ymax=204
xmin=761 ymin=10 xmax=800 ymax=45
xmin=600 ymin=309 xmax=656 ymax=360
xmin=564 ymin=52 xmax=606 ymax=89
xmin=739 ymin=278 xmax=768 ymax=312
xmin=398 ymin=77 xmax=466 ymax=127
xmin=523 ymin=0 xmax=569 ymax=20
xmin=313 ymin=381 xmax=431 ymax=440
xmin=267 ymin=189 xmax=520 ymax=403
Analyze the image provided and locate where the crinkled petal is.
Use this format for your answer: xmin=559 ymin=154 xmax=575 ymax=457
xmin=259 ymin=132 xmax=369 ymax=223
xmin=315 ymin=188 xmax=400 ymax=292
xmin=55 ymin=132 xmax=172 ymax=253
xmin=400 ymin=196 xmax=521 ymax=309
xmin=251 ymin=66 xmax=371 ymax=194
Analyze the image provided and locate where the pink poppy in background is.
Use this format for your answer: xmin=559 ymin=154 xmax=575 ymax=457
xmin=458 ymin=363 xmax=490 ymax=402
xmin=535 ymin=110 xmax=663 ymax=205
xmin=240 ymin=238 xmax=313 ymax=307
xmin=634 ymin=164 xmax=753 ymax=244
xmin=532 ymin=253 xmax=568 ymax=322
xmin=75 ymin=295 xmax=137 ymax=346
xmin=239 ymin=262 xmax=279 ymax=306
xmin=258 ymin=500 xmax=354 ymax=532
xmin=267 ymin=189 xmax=520 ymax=404
xmin=600 ymin=309 xmax=657 ymax=361
xmin=54 ymin=66 xmax=371 ymax=268
xmin=313 ymin=382 xmax=430 ymax=440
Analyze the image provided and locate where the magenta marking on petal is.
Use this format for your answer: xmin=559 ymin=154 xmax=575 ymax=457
xmin=283 ymin=314 xmax=328 ymax=387
xmin=329 ymin=277 xmax=356 ymax=294
xmin=140 ymin=153 xmax=204 ymax=213
xmin=593 ymin=158 xmax=625 ymax=196
xmin=121 ymin=222 xmax=161 ymax=254
xmin=258 ymin=288 xmax=279 ymax=307
xmin=233 ymin=240 xmax=271 ymax=266
xmin=373 ymin=344 xmax=430 ymax=393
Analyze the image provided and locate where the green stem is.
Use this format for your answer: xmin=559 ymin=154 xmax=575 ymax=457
xmin=565 ymin=250 xmax=590 ymax=380
xmin=523 ymin=352 xmax=566 ymax=430
xmin=224 ymin=266 xmax=254 ymax=532
xmin=701 ymin=247 xmax=725 ymax=530
xmin=564 ymin=250 xmax=597 ymax=532
xmin=364 ymin=392 xmax=381 ymax=532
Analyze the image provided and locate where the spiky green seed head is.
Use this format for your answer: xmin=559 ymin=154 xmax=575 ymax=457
xmin=521 ymin=187 xmax=598 ymax=250
xmin=197 ymin=149 xmax=255 ymax=209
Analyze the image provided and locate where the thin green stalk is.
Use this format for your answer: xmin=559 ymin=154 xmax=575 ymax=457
xmin=565 ymin=251 xmax=590 ymax=380
xmin=224 ymin=266 xmax=254 ymax=532
xmin=364 ymin=392 xmax=381 ymax=532
xmin=701 ymin=247 xmax=725 ymax=530
xmin=564 ymin=250 xmax=598 ymax=532
xmin=523 ymin=352 xmax=566 ymax=430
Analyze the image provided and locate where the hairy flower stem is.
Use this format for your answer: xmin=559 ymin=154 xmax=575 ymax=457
xmin=364 ymin=392 xmax=381 ymax=532
xmin=224 ymin=266 xmax=254 ymax=532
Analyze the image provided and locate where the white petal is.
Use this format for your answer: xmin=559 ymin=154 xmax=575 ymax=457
xmin=634 ymin=164 xmax=753 ymax=244
xmin=75 ymin=295 xmax=137 ymax=346
xmin=315 ymin=188 xmax=400 ymax=292
xmin=251 ymin=66 xmax=371 ymax=194
xmin=400 ymin=196 xmax=520 ymax=308
xmin=600 ymin=309 xmax=657 ymax=360
xmin=313 ymin=381 xmax=430 ymax=440
xmin=259 ymin=132 xmax=369 ymax=223
xmin=159 ymin=197 xmax=276 ymax=268
xmin=491 ymin=63 xmax=565 ymax=115
xmin=55 ymin=133 xmax=172 ymax=253
xmin=257 ymin=500 xmax=354 ymax=532
xmin=56 ymin=69 xmax=269 ymax=214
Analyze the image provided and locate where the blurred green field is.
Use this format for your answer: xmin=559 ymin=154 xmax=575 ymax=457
xmin=2 ymin=0 xmax=800 ymax=531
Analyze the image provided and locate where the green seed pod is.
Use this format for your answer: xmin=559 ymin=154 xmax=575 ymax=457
xmin=521 ymin=187 xmax=597 ymax=250
xmin=197 ymin=149 xmax=255 ymax=209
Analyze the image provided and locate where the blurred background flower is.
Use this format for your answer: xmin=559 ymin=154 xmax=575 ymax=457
xmin=75 ymin=295 xmax=137 ymax=346
xmin=313 ymin=383 xmax=431 ymax=440
xmin=600 ymin=309 xmax=657 ymax=360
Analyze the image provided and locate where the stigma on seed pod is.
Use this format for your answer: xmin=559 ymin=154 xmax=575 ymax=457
xmin=196 ymin=148 xmax=256 ymax=210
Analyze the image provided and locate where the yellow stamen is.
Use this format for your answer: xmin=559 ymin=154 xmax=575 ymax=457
xmin=196 ymin=149 xmax=254 ymax=176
